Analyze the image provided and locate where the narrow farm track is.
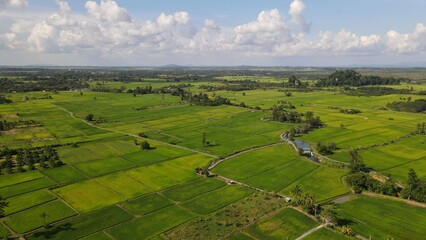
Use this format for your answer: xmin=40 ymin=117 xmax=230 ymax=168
xmin=295 ymin=223 xmax=327 ymax=240
xmin=53 ymin=104 xmax=218 ymax=158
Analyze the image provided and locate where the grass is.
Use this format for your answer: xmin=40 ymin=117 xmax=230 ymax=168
xmin=214 ymin=144 xmax=299 ymax=181
xmin=0 ymin=177 xmax=57 ymax=198
xmin=180 ymin=185 xmax=253 ymax=215
xmin=165 ymin=192 xmax=286 ymax=240
xmin=28 ymin=206 xmax=133 ymax=240
xmin=5 ymin=200 xmax=77 ymax=233
xmin=162 ymin=178 xmax=226 ymax=202
xmin=0 ymin=224 xmax=10 ymax=239
xmin=80 ymin=232 xmax=112 ymax=240
xmin=94 ymin=172 xmax=151 ymax=198
xmin=337 ymin=196 xmax=426 ymax=239
xmin=53 ymin=180 xmax=126 ymax=213
xmin=4 ymin=190 xmax=57 ymax=215
xmin=42 ymin=166 xmax=87 ymax=184
xmin=282 ymin=166 xmax=350 ymax=201
xmin=244 ymin=160 xmax=318 ymax=192
xmin=122 ymin=193 xmax=173 ymax=215
xmin=245 ymin=208 xmax=318 ymax=240
xmin=107 ymin=205 xmax=196 ymax=240
xmin=73 ymin=157 xmax=135 ymax=177
xmin=303 ymin=228 xmax=348 ymax=240
xmin=228 ymin=232 xmax=254 ymax=240
xmin=0 ymin=171 xmax=45 ymax=188
xmin=125 ymin=154 xmax=211 ymax=191
xmin=119 ymin=145 xmax=193 ymax=166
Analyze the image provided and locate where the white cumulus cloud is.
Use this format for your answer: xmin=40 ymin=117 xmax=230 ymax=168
xmin=0 ymin=0 xmax=28 ymax=10
xmin=289 ymin=0 xmax=311 ymax=33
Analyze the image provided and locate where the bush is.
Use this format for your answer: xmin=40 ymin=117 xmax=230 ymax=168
xmin=85 ymin=114 xmax=94 ymax=121
xmin=140 ymin=141 xmax=151 ymax=150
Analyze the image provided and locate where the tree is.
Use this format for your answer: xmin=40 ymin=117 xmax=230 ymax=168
xmin=349 ymin=149 xmax=366 ymax=173
xmin=140 ymin=141 xmax=151 ymax=150
xmin=85 ymin=114 xmax=94 ymax=121
xmin=320 ymin=204 xmax=338 ymax=225
xmin=40 ymin=212 xmax=48 ymax=228
xmin=340 ymin=225 xmax=354 ymax=236
xmin=0 ymin=195 xmax=8 ymax=217
xmin=291 ymin=185 xmax=302 ymax=198
xmin=408 ymin=168 xmax=419 ymax=190
xmin=202 ymin=132 xmax=207 ymax=146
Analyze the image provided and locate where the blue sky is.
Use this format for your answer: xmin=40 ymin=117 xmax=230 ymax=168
xmin=1 ymin=0 xmax=426 ymax=66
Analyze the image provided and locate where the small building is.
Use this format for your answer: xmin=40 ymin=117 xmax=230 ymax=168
xmin=294 ymin=140 xmax=312 ymax=156
xmin=285 ymin=197 xmax=292 ymax=203
xmin=228 ymin=180 xmax=237 ymax=185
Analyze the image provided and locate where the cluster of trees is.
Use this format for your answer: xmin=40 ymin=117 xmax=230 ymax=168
xmin=290 ymin=185 xmax=343 ymax=228
xmin=339 ymin=109 xmax=361 ymax=114
xmin=0 ymin=119 xmax=42 ymax=131
xmin=415 ymin=122 xmax=425 ymax=134
xmin=0 ymin=195 xmax=8 ymax=217
xmin=316 ymin=70 xmax=404 ymax=87
xmin=344 ymin=86 xmax=411 ymax=96
xmin=386 ymin=99 xmax=426 ymax=113
xmin=0 ymin=78 xmax=88 ymax=92
xmin=345 ymin=150 xmax=399 ymax=196
xmin=271 ymin=108 xmax=302 ymax=123
xmin=0 ymin=146 xmax=62 ymax=174
xmin=0 ymin=95 xmax=12 ymax=104
xmin=316 ymin=142 xmax=337 ymax=155
xmin=400 ymin=169 xmax=426 ymax=202
xmin=127 ymin=86 xmax=153 ymax=95
xmin=184 ymin=93 xmax=231 ymax=106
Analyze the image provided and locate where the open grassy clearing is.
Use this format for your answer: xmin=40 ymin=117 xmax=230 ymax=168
xmin=28 ymin=206 xmax=133 ymax=240
xmin=243 ymin=160 xmax=318 ymax=192
xmin=0 ymin=224 xmax=10 ymax=239
xmin=165 ymin=192 xmax=287 ymax=240
xmin=119 ymin=144 xmax=193 ymax=166
xmin=303 ymin=228 xmax=350 ymax=240
xmin=5 ymin=200 xmax=77 ymax=233
xmin=214 ymin=144 xmax=299 ymax=180
xmin=4 ymin=190 xmax=56 ymax=215
xmin=53 ymin=180 xmax=126 ymax=213
xmin=126 ymin=154 xmax=212 ymax=191
xmin=94 ymin=172 xmax=151 ymax=198
xmin=41 ymin=165 xmax=87 ymax=184
xmin=162 ymin=177 xmax=226 ymax=202
xmin=180 ymin=185 xmax=253 ymax=215
xmin=107 ymin=205 xmax=196 ymax=240
xmin=0 ymin=177 xmax=56 ymax=198
xmin=382 ymin=158 xmax=426 ymax=183
xmin=337 ymin=196 xmax=426 ymax=239
xmin=282 ymin=167 xmax=350 ymax=201
xmin=80 ymin=232 xmax=112 ymax=240
xmin=228 ymin=232 xmax=254 ymax=240
xmin=73 ymin=157 xmax=135 ymax=177
xmin=122 ymin=193 xmax=172 ymax=215
xmin=0 ymin=171 xmax=45 ymax=188
xmin=244 ymin=208 xmax=318 ymax=240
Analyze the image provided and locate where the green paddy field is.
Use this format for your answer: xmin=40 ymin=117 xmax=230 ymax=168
xmin=0 ymin=77 xmax=425 ymax=239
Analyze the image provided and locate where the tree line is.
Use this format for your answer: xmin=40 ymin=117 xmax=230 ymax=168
xmin=316 ymin=70 xmax=406 ymax=87
xmin=0 ymin=119 xmax=42 ymax=132
xmin=386 ymin=99 xmax=426 ymax=113
xmin=0 ymin=78 xmax=88 ymax=93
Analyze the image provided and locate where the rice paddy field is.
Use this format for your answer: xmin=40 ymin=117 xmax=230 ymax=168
xmin=0 ymin=76 xmax=425 ymax=239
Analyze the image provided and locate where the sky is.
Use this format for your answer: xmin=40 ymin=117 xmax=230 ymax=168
xmin=0 ymin=0 xmax=426 ymax=66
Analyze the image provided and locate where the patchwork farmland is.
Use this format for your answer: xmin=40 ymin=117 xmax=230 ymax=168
xmin=0 ymin=68 xmax=425 ymax=240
